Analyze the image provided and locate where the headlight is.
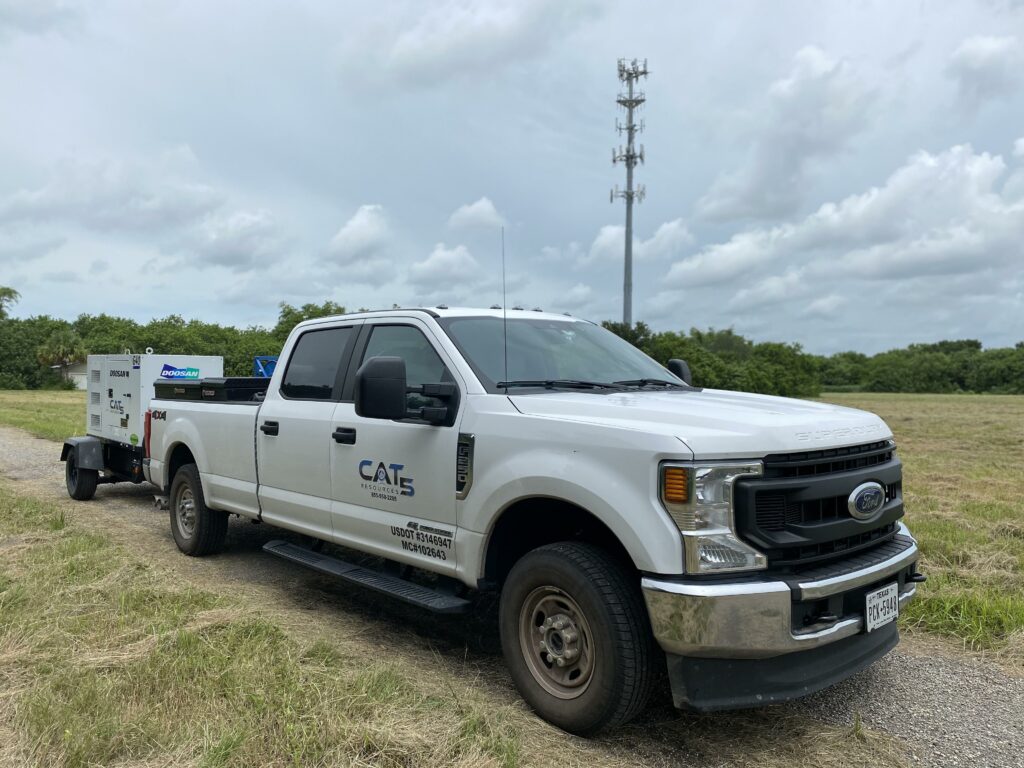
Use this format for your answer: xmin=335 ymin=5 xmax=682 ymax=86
xmin=660 ymin=461 xmax=766 ymax=574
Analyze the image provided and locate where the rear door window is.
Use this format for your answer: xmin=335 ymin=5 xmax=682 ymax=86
xmin=280 ymin=326 xmax=354 ymax=400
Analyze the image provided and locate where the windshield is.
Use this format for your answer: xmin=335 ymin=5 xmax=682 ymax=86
xmin=438 ymin=316 xmax=681 ymax=392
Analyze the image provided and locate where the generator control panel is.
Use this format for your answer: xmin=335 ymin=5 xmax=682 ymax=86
xmin=85 ymin=353 xmax=224 ymax=447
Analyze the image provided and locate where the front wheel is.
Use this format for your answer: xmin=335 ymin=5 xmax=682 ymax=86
xmin=65 ymin=452 xmax=98 ymax=501
xmin=169 ymin=463 xmax=228 ymax=556
xmin=499 ymin=542 xmax=657 ymax=735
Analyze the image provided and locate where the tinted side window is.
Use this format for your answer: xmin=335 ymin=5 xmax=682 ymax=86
xmin=362 ymin=325 xmax=448 ymax=409
xmin=281 ymin=326 xmax=353 ymax=400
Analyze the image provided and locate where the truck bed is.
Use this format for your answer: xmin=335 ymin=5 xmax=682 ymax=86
xmin=148 ymin=394 xmax=263 ymax=519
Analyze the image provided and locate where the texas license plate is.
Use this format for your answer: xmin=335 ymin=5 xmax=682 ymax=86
xmin=865 ymin=582 xmax=899 ymax=632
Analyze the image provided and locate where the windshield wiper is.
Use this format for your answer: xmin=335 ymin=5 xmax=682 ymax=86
xmin=496 ymin=379 xmax=625 ymax=390
xmin=613 ymin=378 xmax=687 ymax=389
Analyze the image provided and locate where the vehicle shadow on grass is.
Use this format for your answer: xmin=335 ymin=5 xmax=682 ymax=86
xmin=200 ymin=515 xmax=903 ymax=767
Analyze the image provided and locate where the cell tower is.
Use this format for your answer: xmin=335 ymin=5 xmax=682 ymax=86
xmin=611 ymin=57 xmax=648 ymax=326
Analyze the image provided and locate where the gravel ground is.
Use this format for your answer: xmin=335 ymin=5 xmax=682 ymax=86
xmin=1 ymin=424 xmax=1023 ymax=767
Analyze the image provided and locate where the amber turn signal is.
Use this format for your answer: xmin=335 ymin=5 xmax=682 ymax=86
xmin=662 ymin=466 xmax=689 ymax=504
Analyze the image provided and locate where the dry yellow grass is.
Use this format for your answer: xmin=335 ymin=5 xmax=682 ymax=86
xmin=822 ymin=394 xmax=1024 ymax=663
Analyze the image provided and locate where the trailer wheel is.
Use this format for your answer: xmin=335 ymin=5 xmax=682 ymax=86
xmin=65 ymin=452 xmax=98 ymax=501
xmin=499 ymin=542 xmax=656 ymax=735
xmin=169 ymin=463 xmax=228 ymax=556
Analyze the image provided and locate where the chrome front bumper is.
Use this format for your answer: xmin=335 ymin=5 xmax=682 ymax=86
xmin=642 ymin=523 xmax=920 ymax=659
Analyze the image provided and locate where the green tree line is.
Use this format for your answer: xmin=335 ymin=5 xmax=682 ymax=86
xmin=0 ymin=287 xmax=1020 ymax=396
xmin=0 ymin=298 xmax=344 ymax=389
xmin=601 ymin=323 xmax=1024 ymax=396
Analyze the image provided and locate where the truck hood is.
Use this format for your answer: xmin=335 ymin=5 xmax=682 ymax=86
xmin=508 ymin=388 xmax=892 ymax=459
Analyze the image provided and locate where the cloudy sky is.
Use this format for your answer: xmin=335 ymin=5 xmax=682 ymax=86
xmin=1 ymin=0 xmax=1023 ymax=353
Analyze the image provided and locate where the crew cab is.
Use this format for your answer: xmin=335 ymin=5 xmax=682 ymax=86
xmin=140 ymin=307 xmax=922 ymax=734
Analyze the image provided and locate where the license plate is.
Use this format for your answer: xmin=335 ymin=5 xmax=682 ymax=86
xmin=865 ymin=582 xmax=899 ymax=632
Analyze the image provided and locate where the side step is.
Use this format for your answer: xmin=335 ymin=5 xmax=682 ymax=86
xmin=262 ymin=539 xmax=471 ymax=614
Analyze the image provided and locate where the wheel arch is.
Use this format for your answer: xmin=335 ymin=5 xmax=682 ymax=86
xmin=482 ymin=496 xmax=638 ymax=587
xmin=165 ymin=441 xmax=198 ymax=494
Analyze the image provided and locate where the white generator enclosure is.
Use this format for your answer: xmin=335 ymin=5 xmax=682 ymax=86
xmin=86 ymin=354 xmax=224 ymax=447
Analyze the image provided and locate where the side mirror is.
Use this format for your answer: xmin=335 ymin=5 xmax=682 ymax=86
xmin=667 ymin=358 xmax=692 ymax=386
xmin=355 ymin=356 xmax=408 ymax=420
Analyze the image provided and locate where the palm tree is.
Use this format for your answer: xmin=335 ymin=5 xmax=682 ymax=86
xmin=37 ymin=328 xmax=88 ymax=382
xmin=0 ymin=286 xmax=19 ymax=319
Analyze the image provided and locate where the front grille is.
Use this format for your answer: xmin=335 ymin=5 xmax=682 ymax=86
xmin=755 ymin=480 xmax=902 ymax=531
xmin=762 ymin=440 xmax=894 ymax=478
xmin=734 ymin=441 xmax=904 ymax=568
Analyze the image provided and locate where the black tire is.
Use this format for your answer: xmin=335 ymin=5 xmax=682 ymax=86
xmin=169 ymin=463 xmax=228 ymax=556
xmin=499 ymin=542 xmax=657 ymax=735
xmin=65 ymin=452 xmax=98 ymax=501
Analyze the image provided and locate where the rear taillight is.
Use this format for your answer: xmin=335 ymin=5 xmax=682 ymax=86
xmin=143 ymin=409 xmax=152 ymax=458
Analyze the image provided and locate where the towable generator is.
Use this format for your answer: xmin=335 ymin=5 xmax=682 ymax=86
xmin=60 ymin=352 xmax=223 ymax=499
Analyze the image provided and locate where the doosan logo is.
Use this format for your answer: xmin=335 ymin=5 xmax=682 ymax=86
xmin=160 ymin=364 xmax=200 ymax=380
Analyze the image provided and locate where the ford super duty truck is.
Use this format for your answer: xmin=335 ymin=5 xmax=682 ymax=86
xmin=134 ymin=307 xmax=921 ymax=734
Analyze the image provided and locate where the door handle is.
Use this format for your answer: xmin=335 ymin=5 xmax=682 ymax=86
xmin=260 ymin=421 xmax=279 ymax=436
xmin=332 ymin=427 xmax=357 ymax=445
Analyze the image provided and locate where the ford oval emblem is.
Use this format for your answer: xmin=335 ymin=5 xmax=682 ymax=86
xmin=848 ymin=481 xmax=886 ymax=521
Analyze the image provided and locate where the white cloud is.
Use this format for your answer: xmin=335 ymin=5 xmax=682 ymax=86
xmin=669 ymin=143 xmax=1024 ymax=304
xmin=697 ymin=46 xmax=876 ymax=221
xmin=337 ymin=0 xmax=601 ymax=88
xmin=639 ymin=219 xmax=694 ymax=259
xmin=664 ymin=228 xmax=779 ymax=288
xmin=186 ymin=209 xmax=281 ymax=270
xmin=328 ymin=204 xmax=390 ymax=263
xmin=0 ymin=149 xmax=222 ymax=233
xmin=0 ymin=148 xmax=297 ymax=274
xmin=582 ymin=218 xmax=693 ymax=265
xmin=447 ymin=196 xmax=505 ymax=229
xmin=947 ymin=35 xmax=1023 ymax=111
xmin=322 ymin=205 xmax=396 ymax=286
xmin=728 ymin=270 xmax=805 ymax=310
xmin=409 ymin=243 xmax=481 ymax=292
xmin=802 ymin=294 xmax=847 ymax=318
xmin=560 ymin=282 xmax=592 ymax=309
xmin=1014 ymin=137 xmax=1024 ymax=159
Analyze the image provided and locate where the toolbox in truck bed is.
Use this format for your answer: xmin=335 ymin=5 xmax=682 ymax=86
xmin=154 ymin=377 xmax=269 ymax=403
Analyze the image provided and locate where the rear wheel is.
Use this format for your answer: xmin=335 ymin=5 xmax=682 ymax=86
xmin=169 ymin=463 xmax=228 ymax=556
xmin=499 ymin=542 xmax=657 ymax=735
xmin=65 ymin=452 xmax=98 ymax=501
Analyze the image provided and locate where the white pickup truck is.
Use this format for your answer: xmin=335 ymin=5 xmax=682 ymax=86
xmin=140 ymin=307 xmax=922 ymax=734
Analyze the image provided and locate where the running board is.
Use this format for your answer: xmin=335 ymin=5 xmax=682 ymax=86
xmin=262 ymin=539 xmax=471 ymax=614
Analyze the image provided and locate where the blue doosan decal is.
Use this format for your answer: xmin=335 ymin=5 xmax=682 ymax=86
xmin=160 ymin=364 xmax=200 ymax=380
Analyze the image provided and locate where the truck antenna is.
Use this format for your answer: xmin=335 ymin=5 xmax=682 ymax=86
xmin=501 ymin=226 xmax=508 ymax=386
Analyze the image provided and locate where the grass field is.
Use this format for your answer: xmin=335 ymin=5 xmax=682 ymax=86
xmin=0 ymin=390 xmax=84 ymax=442
xmin=823 ymin=394 xmax=1024 ymax=662
xmin=0 ymin=484 xmax=523 ymax=767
